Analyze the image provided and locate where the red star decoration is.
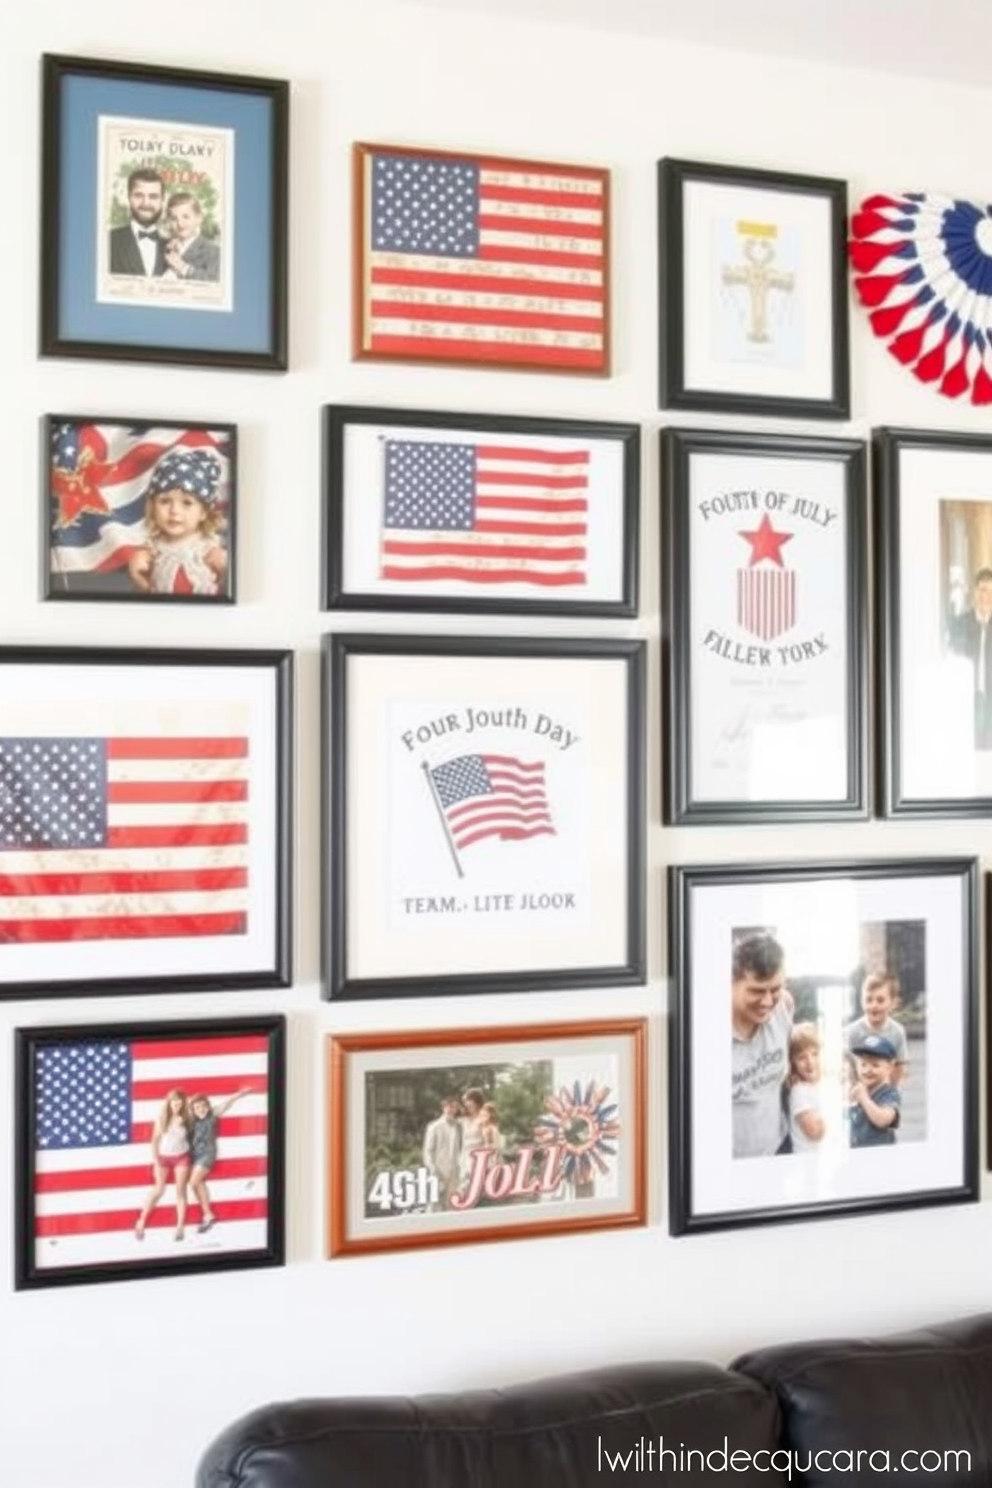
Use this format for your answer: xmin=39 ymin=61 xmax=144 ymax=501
xmin=51 ymin=458 xmax=111 ymax=529
xmin=738 ymin=513 xmax=793 ymax=567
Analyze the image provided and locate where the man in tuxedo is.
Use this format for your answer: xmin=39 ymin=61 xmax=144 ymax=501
xmin=947 ymin=567 xmax=992 ymax=749
xmin=108 ymin=168 xmax=168 ymax=277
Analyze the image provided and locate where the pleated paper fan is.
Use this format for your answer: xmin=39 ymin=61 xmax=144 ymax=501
xmin=849 ymin=190 xmax=992 ymax=403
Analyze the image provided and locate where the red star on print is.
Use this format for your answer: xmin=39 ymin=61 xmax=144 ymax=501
xmin=738 ymin=512 xmax=793 ymax=567
xmin=51 ymin=458 xmax=111 ymax=529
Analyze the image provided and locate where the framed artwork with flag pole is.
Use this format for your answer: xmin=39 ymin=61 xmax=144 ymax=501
xmin=44 ymin=414 xmax=236 ymax=602
xmin=662 ymin=428 xmax=868 ymax=824
xmin=321 ymin=405 xmax=639 ymax=617
xmin=0 ymin=646 xmax=292 ymax=999
xmin=323 ymin=633 xmax=646 ymax=1000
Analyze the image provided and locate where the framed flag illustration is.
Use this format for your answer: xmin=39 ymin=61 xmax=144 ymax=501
xmin=352 ymin=141 xmax=610 ymax=374
xmin=44 ymin=414 xmax=237 ymax=603
xmin=15 ymin=1014 xmax=285 ymax=1288
xmin=324 ymin=634 xmax=646 ymax=1000
xmin=662 ymin=428 xmax=868 ymax=824
xmin=321 ymin=405 xmax=639 ymax=617
xmin=0 ymin=646 xmax=292 ymax=999
xmin=327 ymin=1019 xmax=646 ymax=1257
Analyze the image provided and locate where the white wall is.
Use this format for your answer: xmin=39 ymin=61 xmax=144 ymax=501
xmin=2 ymin=3 xmax=991 ymax=1486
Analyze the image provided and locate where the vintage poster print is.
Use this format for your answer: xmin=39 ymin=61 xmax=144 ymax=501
xmin=671 ymin=861 xmax=976 ymax=1233
xmin=333 ymin=640 xmax=643 ymax=993
xmin=47 ymin=418 xmax=235 ymax=602
xmin=96 ymin=114 xmax=233 ymax=311
xmin=686 ymin=446 xmax=854 ymax=805
xmin=15 ymin=1017 xmax=285 ymax=1288
xmin=329 ymin=1021 xmax=645 ymax=1255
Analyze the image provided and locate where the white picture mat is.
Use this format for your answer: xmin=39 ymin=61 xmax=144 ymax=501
xmin=687 ymin=873 xmax=968 ymax=1220
xmin=344 ymin=652 xmax=632 ymax=979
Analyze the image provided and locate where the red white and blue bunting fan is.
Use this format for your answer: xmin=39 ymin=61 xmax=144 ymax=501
xmin=849 ymin=191 xmax=992 ymax=403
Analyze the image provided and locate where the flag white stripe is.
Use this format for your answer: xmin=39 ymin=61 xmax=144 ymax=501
xmin=478 ymin=168 xmax=603 ymax=198
xmin=477 ymin=228 xmax=602 ymax=255
xmin=481 ymin=199 xmax=602 ymax=226
xmin=130 ymin=1095 xmax=268 ymax=1123
xmin=133 ymin=1053 xmax=269 ymax=1081
xmin=0 ymin=887 xmax=247 ymax=920
xmin=384 ymin=555 xmax=583 ymax=576
xmin=368 ymin=317 xmax=602 ymax=350
xmin=36 ymin=1176 xmax=268 ymax=1218
xmin=370 ymin=252 xmax=603 ymax=286
xmin=0 ymin=845 xmax=246 ymax=873
xmin=384 ymin=532 xmax=585 ymax=552
xmin=103 ymin=800 xmax=247 ymax=827
xmin=369 ymin=283 xmax=602 ymax=317
xmin=37 ymin=1133 xmax=267 ymax=1172
xmin=107 ymin=758 xmax=248 ymax=783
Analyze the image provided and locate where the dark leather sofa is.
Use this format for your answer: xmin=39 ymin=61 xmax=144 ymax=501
xmin=196 ymin=1312 xmax=992 ymax=1486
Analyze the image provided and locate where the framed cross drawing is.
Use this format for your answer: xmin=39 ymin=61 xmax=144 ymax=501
xmin=658 ymin=158 xmax=850 ymax=418
xmin=0 ymin=646 xmax=292 ymax=998
xmin=352 ymin=141 xmax=609 ymax=374
xmin=662 ymin=428 xmax=868 ymax=823
xmin=323 ymin=634 xmax=646 ymax=1000
xmin=15 ymin=1014 xmax=285 ymax=1289
xmin=322 ymin=404 xmax=639 ymax=617
xmin=327 ymin=1019 xmax=646 ymax=1257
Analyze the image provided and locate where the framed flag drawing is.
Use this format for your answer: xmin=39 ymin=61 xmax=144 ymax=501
xmin=40 ymin=54 xmax=288 ymax=370
xmin=15 ymin=1014 xmax=286 ymax=1288
xmin=352 ymin=141 xmax=610 ymax=374
xmin=321 ymin=405 xmax=639 ymax=617
xmin=658 ymin=158 xmax=850 ymax=418
xmin=328 ymin=1019 xmax=646 ymax=1258
xmin=324 ymin=634 xmax=646 ymax=1000
xmin=662 ymin=428 xmax=868 ymax=824
xmin=44 ymin=414 xmax=237 ymax=603
xmin=0 ymin=646 xmax=292 ymax=999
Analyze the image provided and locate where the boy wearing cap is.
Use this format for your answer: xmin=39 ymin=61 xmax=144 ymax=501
xmin=844 ymin=972 xmax=908 ymax=1086
xmin=128 ymin=446 xmax=228 ymax=597
xmin=848 ymin=1033 xmax=901 ymax=1147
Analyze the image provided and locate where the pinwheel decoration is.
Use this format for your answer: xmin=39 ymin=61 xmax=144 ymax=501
xmin=533 ymin=1079 xmax=620 ymax=1187
xmin=849 ymin=190 xmax=992 ymax=403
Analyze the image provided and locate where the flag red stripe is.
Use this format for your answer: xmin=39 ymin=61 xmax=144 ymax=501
xmin=383 ymin=541 xmax=587 ymax=561
xmin=36 ymin=1154 xmax=268 ymax=1194
xmin=107 ymin=738 xmax=247 ymax=759
xmin=475 ymin=519 xmax=587 ymax=537
xmin=107 ymin=779 xmax=248 ymax=803
xmin=107 ymin=823 xmax=248 ymax=847
xmin=484 ymin=755 xmax=545 ymax=771
xmin=133 ymin=1073 xmax=266 ymax=1101
xmin=480 ymin=183 xmax=603 ymax=208
xmin=477 ymin=472 xmax=589 ymax=490
xmin=366 ymin=336 xmax=603 ymax=368
xmin=476 ymin=446 xmax=590 ymax=464
xmin=381 ymin=565 xmax=584 ymax=586
xmin=478 ymin=244 xmax=604 ymax=270
xmin=0 ymin=867 xmax=247 ymax=896
xmin=448 ymin=803 xmax=552 ymax=828
xmin=35 ymin=1197 xmax=268 ymax=1238
xmin=478 ymin=211 xmax=602 ymax=240
xmin=476 ymin=497 xmax=588 ymax=513
xmin=370 ymin=267 xmax=602 ymax=301
xmin=131 ymin=1036 xmax=268 ymax=1060
xmin=3 ymin=911 xmax=247 ymax=943
xmin=132 ymin=1114 xmax=267 ymax=1143
xmin=454 ymin=824 xmax=555 ymax=850
xmin=370 ymin=300 xmax=601 ymax=333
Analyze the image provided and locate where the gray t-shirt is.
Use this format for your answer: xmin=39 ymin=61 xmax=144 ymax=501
xmin=844 ymin=1014 xmax=907 ymax=1065
xmin=731 ymin=1000 xmax=792 ymax=1159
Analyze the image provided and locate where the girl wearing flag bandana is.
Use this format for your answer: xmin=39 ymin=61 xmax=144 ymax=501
xmin=128 ymin=446 xmax=228 ymax=597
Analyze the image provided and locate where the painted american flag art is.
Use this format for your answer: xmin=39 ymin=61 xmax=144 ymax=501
xmin=354 ymin=143 xmax=609 ymax=373
xmin=428 ymin=752 xmax=555 ymax=865
xmin=16 ymin=1018 xmax=284 ymax=1286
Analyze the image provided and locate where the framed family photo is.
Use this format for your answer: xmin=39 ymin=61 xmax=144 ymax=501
xmin=322 ymin=405 xmax=639 ymax=617
xmin=658 ymin=158 xmax=850 ymax=418
xmin=323 ymin=634 xmax=646 ymax=1000
xmin=662 ymin=428 xmax=868 ymax=823
xmin=0 ymin=646 xmax=292 ymax=999
xmin=45 ymin=415 xmax=236 ymax=603
xmin=40 ymin=55 xmax=288 ymax=369
xmin=15 ymin=1015 xmax=285 ymax=1289
xmin=668 ymin=858 xmax=978 ymax=1235
xmin=875 ymin=427 xmax=992 ymax=816
xmin=352 ymin=141 xmax=610 ymax=374
xmin=327 ymin=1019 xmax=645 ymax=1257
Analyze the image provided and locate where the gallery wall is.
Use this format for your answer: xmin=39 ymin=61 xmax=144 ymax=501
xmin=3 ymin=1 xmax=992 ymax=1485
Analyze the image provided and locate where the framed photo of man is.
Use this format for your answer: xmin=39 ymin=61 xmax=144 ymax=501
xmin=668 ymin=858 xmax=978 ymax=1235
xmin=875 ymin=428 xmax=992 ymax=816
xmin=40 ymin=55 xmax=288 ymax=370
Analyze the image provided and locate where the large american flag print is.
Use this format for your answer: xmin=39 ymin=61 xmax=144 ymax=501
xmin=0 ymin=734 xmax=248 ymax=945
xmin=358 ymin=146 xmax=608 ymax=371
xmin=32 ymin=1032 xmax=269 ymax=1267
xmin=380 ymin=437 xmax=588 ymax=586
xmin=430 ymin=753 xmax=555 ymax=852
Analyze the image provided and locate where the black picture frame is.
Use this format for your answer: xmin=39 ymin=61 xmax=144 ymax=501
xmin=15 ymin=1014 xmax=286 ymax=1289
xmin=662 ymin=427 xmax=868 ymax=824
xmin=669 ymin=858 xmax=978 ymax=1236
xmin=323 ymin=633 xmax=646 ymax=1000
xmin=44 ymin=414 xmax=237 ymax=603
xmin=40 ymin=54 xmax=288 ymax=370
xmin=875 ymin=426 xmax=992 ymax=818
xmin=658 ymin=158 xmax=850 ymax=419
xmin=321 ymin=405 xmax=640 ymax=618
xmin=0 ymin=645 xmax=292 ymax=999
